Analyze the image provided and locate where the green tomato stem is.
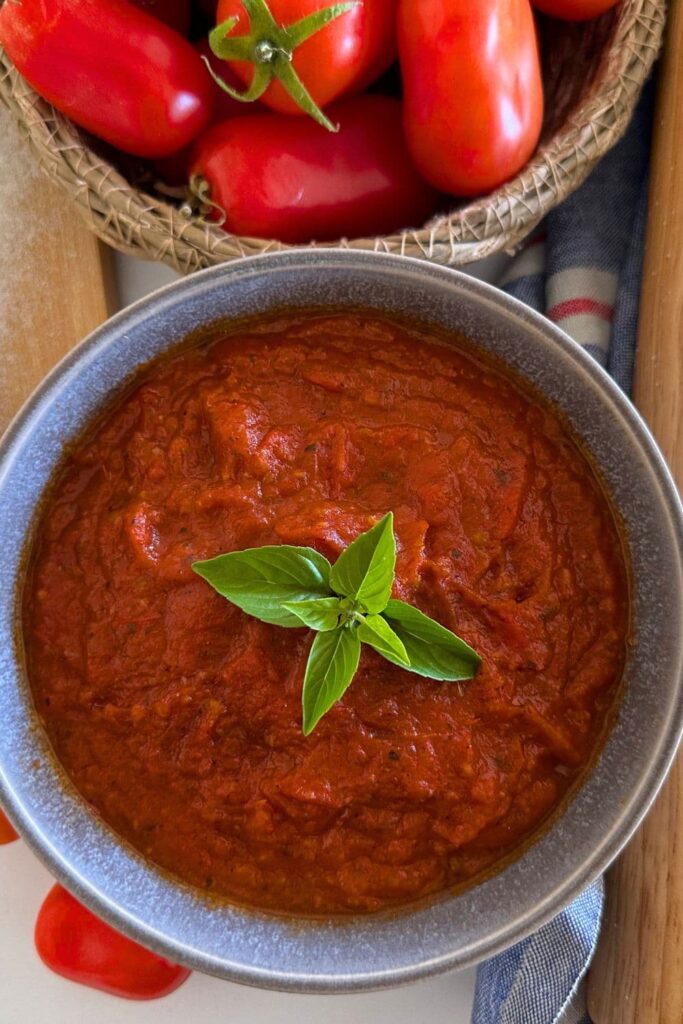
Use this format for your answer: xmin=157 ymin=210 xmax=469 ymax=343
xmin=188 ymin=173 xmax=227 ymax=225
xmin=207 ymin=0 xmax=361 ymax=131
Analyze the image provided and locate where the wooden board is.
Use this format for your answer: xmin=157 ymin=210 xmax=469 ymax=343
xmin=0 ymin=106 xmax=116 ymax=434
xmin=587 ymin=2 xmax=683 ymax=1020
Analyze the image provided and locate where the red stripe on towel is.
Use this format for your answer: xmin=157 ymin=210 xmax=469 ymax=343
xmin=547 ymin=298 xmax=614 ymax=322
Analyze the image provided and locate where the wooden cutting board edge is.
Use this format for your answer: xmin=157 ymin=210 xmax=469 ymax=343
xmin=587 ymin=1 xmax=683 ymax=1019
xmin=0 ymin=111 xmax=117 ymax=432
xmin=0 ymin=231 xmax=117 ymax=433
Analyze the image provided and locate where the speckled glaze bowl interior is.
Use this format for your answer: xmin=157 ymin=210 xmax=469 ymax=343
xmin=1 ymin=251 xmax=682 ymax=992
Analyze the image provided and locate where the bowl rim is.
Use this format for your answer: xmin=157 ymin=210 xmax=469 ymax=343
xmin=1 ymin=249 xmax=682 ymax=992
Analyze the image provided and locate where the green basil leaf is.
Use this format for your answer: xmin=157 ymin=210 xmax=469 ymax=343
xmin=281 ymin=597 xmax=344 ymax=632
xmin=356 ymin=614 xmax=409 ymax=667
xmin=329 ymin=512 xmax=395 ymax=613
xmin=302 ymin=626 xmax=361 ymax=735
xmin=192 ymin=546 xmax=332 ymax=628
xmin=381 ymin=599 xmax=480 ymax=681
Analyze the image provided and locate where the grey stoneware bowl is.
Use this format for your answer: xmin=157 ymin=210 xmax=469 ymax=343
xmin=1 ymin=250 xmax=682 ymax=993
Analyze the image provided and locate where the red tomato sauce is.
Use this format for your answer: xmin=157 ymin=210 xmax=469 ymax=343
xmin=23 ymin=314 xmax=628 ymax=914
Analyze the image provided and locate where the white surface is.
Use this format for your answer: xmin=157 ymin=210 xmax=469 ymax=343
xmin=1 ymin=249 xmax=512 ymax=1023
xmin=0 ymin=840 xmax=476 ymax=1024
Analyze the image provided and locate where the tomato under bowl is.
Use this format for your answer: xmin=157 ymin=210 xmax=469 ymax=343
xmin=0 ymin=251 xmax=682 ymax=991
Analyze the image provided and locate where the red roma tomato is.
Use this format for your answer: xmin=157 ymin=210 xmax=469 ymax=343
xmin=0 ymin=0 xmax=214 ymax=158
xmin=214 ymin=0 xmax=397 ymax=116
xmin=531 ymin=0 xmax=619 ymax=18
xmin=0 ymin=809 xmax=18 ymax=845
xmin=153 ymin=39 xmax=266 ymax=184
xmin=35 ymin=885 xmax=190 ymax=1000
xmin=130 ymin=0 xmax=191 ymax=34
xmin=398 ymin=0 xmax=543 ymax=196
xmin=190 ymin=95 xmax=439 ymax=243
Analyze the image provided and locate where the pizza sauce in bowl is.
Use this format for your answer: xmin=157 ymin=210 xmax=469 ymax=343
xmin=23 ymin=313 xmax=628 ymax=916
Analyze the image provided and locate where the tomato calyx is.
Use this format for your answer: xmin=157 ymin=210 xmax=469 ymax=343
xmin=206 ymin=0 xmax=360 ymax=131
xmin=186 ymin=172 xmax=227 ymax=224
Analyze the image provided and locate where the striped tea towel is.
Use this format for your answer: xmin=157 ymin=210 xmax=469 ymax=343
xmin=471 ymin=80 xmax=654 ymax=1024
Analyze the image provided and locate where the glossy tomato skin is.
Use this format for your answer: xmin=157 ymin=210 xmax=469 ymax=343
xmin=153 ymin=39 xmax=264 ymax=185
xmin=398 ymin=0 xmax=543 ymax=196
xmin=0 ymin=809 xmax=18 ymax=845
xmin=0 ymin=0 xmax=214 ymax=157
xmin=35 ymin=885 xmax=190 ymax=1000
xmin=531 ymin=0 xmax=619 ymax=18
xmin=129 ymin=0 xmax=191 ymax=35
xmin=190 ymin=95 xmax=439 ymax=243
xmin=215 ymin=0 xmax=397 ymax=115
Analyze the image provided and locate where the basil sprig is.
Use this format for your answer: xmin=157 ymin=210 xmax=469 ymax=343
xmin=191 ymin=544 xmax=332 ymax=628
xmin=192 ymin=512 xmax=480 ymax=735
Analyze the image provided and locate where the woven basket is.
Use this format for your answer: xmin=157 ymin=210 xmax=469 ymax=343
xmin=0 ymin=2 xmax=665 ymax=273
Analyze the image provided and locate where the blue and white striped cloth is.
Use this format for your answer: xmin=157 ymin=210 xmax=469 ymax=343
xmin=472 ymin=81 xmax=654 ymax=1024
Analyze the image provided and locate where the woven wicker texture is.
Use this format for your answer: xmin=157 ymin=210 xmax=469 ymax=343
xmin=0 ymin=1 xmax=665 ymax=273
